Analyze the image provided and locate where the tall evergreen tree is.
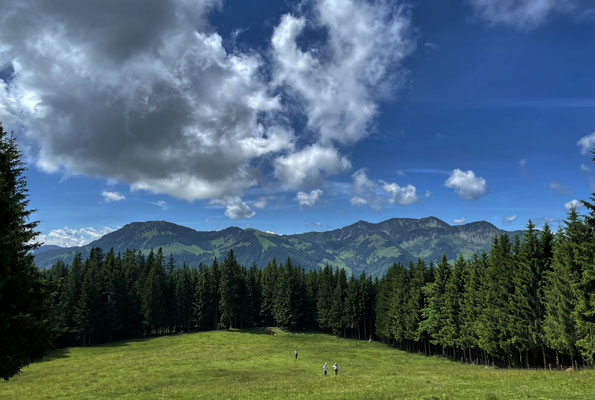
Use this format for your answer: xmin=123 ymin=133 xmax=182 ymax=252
xmin=0 ymin=124 xmax=52 ymax=379
xmin=219 ymin=250 xmax=245 ymax=329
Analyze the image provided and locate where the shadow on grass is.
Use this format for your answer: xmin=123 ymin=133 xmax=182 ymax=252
xmin=38 ymin=348 xmax=71 ymax=363
xmin=233 ymin=327 xmax=276 ymax=335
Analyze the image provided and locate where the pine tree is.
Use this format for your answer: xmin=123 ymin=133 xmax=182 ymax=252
xmin=0 ymin=124 xmax=52 ymax=379
xmin=219 ymin=250 xmax=245 ymax=329
xmin=508 ymin=223 xmax=540 ymax=367
xmin=543 ymin=209 xmax=585 ymax=365
xmin=478 ymin=235 xmax=514 ymax=363
xmin=420 ymin=255 xmax=451 ymax=352
xmin=141 ymin=249 xmax=166 ymax=334
xmin=575 ymin=167 xmax=595 ymax=363
xmin=317 ymin=265 xmax=334 ymax=331
xmin=404 ymin=259 xmax=426 ymax=349
xmin=459 ymin=253 xmax=485 ymax=363
xmin=329 ymin=268 xmax=347 ymax=336
xmin=441 ymin=254 xmax=465 ymax=357
xmin=260 ymin=259 xmax=278 ymax=326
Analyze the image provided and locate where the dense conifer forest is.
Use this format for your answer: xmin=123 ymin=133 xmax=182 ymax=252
xmin=43 ymin=201 xmax=595 ymax=369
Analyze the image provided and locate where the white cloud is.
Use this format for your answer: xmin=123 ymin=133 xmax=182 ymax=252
xmin=101 ymin=190 xmax=125 ymax=202
xmin=0 ymin=0 xmax=292 ymax=204
xmin=519 ymin=158 xmax=527 ymax=168
xmin=581 ymin=163 xmax=590 ymax=172
xmin=425 ymin=190 xmax=432 ymax=198
xmin=151 ymin=200 xmax=168 ymax=210
xmin=214 ymin=196 xmax=255 ymax=220
xmin=273 ymin=145 xmax=350 ymax=190
xmin=0 ymin=0 xmax=414 ymax=218
xmin=549 ymin=181 xmax=573 ymax=195
xmin=253 ymin=197 xmax=268 ymax=209
xmin=578 ymin=132 xmax=595 ymax=155
xmin=453 ymin=218 xmax=467 ymax=224
xmin=350 ymin=196 xmax=368 ymax=207
xmin=349 ymin=169 xmax=418 ymax=210
xmin=565 ymin=199 xmax=583 ymax=210
xmin=271 ymin=0 xmax=413 ymax=146
xmin=296 ymin=189 xmax=323 ymax=208
xmin=382 ymin=182 xmax=418 ymax=205
xmin=350 ymin=169 xmax=383 ymax=210
xmin=467 ymin=0 xmax=578 ymax=30
xmin=38 ymin=226 xmax=117 ymax=247
xmin=444 ymin=169 xmax=488 ymax=200
xmin=503 ymin=215 xmax=518 ymax=223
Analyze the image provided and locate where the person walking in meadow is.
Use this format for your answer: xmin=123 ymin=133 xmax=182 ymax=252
xmin=295 ymin=350 xmax=298 ymax=359
xmin=323 ymin=363 xmax=327 ymax=376
xmin=333 ymin=363 xmax=338 ymax=376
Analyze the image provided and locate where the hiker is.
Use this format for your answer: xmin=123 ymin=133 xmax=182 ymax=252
xmin=323 ymin=362 xmax=327 ymax=376
xmin=295 ymin=350 xmax=298 ymax=359
xmin=333 ymin=363 xmax=338 ymax=376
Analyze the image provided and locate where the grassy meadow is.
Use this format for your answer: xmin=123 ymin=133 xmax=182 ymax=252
xmin=1 ymin=328 xmax=594 ymax=399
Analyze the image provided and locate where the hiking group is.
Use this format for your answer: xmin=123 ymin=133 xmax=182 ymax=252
xmin=323 ymin=362 xmax=338 ymax=376
xmin=294 ymin=350 xmax=339 ymax=376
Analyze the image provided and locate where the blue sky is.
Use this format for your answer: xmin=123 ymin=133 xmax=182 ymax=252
xmin=1 ymin=0 xmax=594 ymax=246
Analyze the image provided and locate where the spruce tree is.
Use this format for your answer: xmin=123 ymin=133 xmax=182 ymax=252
xmin=0 ymin=124 xmax=52 ymax=379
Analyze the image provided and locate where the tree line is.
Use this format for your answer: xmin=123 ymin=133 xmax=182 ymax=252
xmin=43 ymin=249 xmax=377 ymax=347
xmin=375 ymin=207 xmax=595 ymax=369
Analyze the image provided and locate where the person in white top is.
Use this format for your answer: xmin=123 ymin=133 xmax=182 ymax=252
xmin=333 ymin=363 xmax=338 ymax=376
xmin=323 ymin=363 xmax=327 ymax=376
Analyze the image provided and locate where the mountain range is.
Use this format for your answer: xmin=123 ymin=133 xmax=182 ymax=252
xmin=34 ymin=217 xmax=522 ymax=276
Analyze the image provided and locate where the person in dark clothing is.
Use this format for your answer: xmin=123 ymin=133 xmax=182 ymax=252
xmin=333 ymin=363 xmax=338 ymax=376
xmin=295 ymin=350 xmax=298 ymax=359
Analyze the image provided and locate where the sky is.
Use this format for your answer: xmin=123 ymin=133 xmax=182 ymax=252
xmin=1 ymin=0 xmax=594 ymax=247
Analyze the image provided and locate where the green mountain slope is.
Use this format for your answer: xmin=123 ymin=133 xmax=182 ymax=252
xmin=34 ymin=217 xmax=522 ymax=276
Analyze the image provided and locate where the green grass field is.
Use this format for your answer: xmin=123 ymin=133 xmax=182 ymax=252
xmin=2 ymin=328 xmax=594 ymax=399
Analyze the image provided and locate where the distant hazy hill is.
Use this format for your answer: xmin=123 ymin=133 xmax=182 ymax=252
xmin=34 ymin=217 xmax=522 ymax=276
xmin=34 ymin=244 xmax=63 ymax=254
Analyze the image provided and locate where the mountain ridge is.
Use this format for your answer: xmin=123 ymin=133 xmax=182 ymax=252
xmin=34 ymin=217 xmax=523 ymax=276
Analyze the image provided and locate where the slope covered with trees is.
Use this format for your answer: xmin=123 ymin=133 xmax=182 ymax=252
xmin=35 ymin=217 xmax=522 ymax=277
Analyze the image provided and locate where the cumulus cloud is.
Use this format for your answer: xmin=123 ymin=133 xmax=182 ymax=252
xmin=467 ymin=0 xmax=578 ymax=30
xmin=151 ymin=200 xmax=168 ymax=210
xmin=444 ymin=169 xmax=488 ymax=200
xmin=101 ymin=190 xmax=125 ymax=202
xmin=0 ymin=0 xmax=415 ymax=219
xmin=349 ymin=196 xmax=368 ymax=207
xmin=273 ymin=144 xmax=350 ymax=190
xmin=38 ymin=226 xmax=117 ymax=247
xmin=270 ymin=0 xmax=413 ymax=146
xmin=214 ymin=196 xmax=255 ymax=219
xmin=549 ymin=181 xmax=573 ymax=195
xmin=0 ymin=0 xmax=293 ymax=203
xmin=578 ymin=132 xmax=595 ymax=155
xmin=349 ymin=169 xmax=418 ymax=210
xmin=503 ymin=215 xmax=518 ymax=224
xmin=565 ymin=199 xmax=583 ymax=210
xmin=382 ymin=182 xmax=418 ymax=205
xmin=350 ymin=169 xmax=383 ymax=210
xmin=453 ymin=217 xmax=466 ymax=224
xmin=296 ymin=189 xmax=323 ymax=207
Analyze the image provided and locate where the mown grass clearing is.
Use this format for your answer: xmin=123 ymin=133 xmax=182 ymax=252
xmin=1 ymin=328 xmax=594 ymax=399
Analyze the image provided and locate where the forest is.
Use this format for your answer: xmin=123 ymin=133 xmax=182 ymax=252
xmin=43 ymin=206 xmax=595 ymax=369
